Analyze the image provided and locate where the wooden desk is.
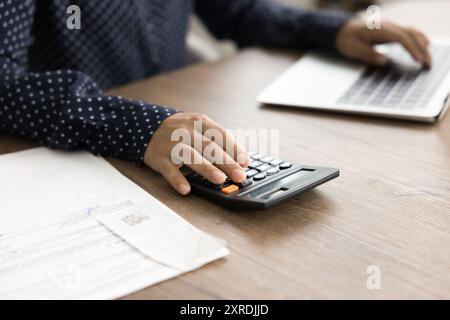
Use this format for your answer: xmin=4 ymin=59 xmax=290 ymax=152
xmin=1 ymin=1 xmax=450 ymax=299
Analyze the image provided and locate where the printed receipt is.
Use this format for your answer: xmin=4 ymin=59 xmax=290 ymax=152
xmin=0 ymin=148 xmax=228 ymax=299
xmin=98 ymin=201 xmax=228 ymax=272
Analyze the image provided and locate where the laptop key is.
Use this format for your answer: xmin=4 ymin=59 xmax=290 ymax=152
xmin=337 ymin=44 xmax=450 ymax=110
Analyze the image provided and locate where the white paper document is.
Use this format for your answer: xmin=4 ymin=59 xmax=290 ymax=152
xmin=98 ymin=201 xmax=227 ymax=272
xmin=0 ymin=148 xmax=228 ymax=299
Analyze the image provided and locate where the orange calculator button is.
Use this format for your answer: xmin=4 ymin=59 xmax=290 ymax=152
xmin=221 ymin=184 xmax=239 ymax=194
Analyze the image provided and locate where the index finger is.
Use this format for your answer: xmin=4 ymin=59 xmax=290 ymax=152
xmin=408 ymin=28 xmax=432 ymax=67
xmin=370 ymin=24 xmax=426 ymax=64
xmin=201 ymin=116 xmax=250 ymax=167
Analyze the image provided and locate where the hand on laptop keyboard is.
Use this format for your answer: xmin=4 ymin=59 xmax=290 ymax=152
xmin=337 ymin=44 xmax=450 ymax=110
xmin=336 ymin=18 xmax=431 ymax=68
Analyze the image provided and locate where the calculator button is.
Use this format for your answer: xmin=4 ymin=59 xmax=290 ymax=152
xmin=246 ymin=169 xmax=259 ymax=178
xmin=214 ymin=180 xmax=232 ymax=190
xmin=266 ymin=167 xmax=279 ymax=176
xmin=251 ymin=154 xmax=264 ymax=160
xmin=279 ymin=162 xmax=292 ymax=170
xmin=261 ymin=156 xmax=274 ymax=163
xmin=253 ymin=173 xmax=266 ymax=181
xmin=270 ymin=159 xmax=283 ymax=166
xmin=203 ymin=180 xmax=213 ymax=188
xmin=188 ymin=173 xmax=201 ymax=180
xmin=237 ymin=179 xmax=253 ymax=188
xmin=256 ymin=164 xmax=271 ymax=172
xmin=249 ymin=161 xmax=263 ymax=169
xmin=221 ymin=185 xmax=239 ymax=195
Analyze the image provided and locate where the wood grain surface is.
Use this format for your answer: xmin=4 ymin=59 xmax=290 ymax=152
xmin=1 ymin=1 xmax=449 ymax=299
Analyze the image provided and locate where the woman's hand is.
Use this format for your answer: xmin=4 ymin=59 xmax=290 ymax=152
xmin=144 ymin=113 xmax=249 ymax=195
xmin=336 ymin=18 xmax=431 ymax=67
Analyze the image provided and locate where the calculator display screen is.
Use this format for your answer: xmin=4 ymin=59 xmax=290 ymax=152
xmin=247 ymin=169 xmax=314 ymax=199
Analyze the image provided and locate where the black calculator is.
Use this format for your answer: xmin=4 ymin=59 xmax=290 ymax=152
xmin=186 ymin=152 xmax=339 ymax=210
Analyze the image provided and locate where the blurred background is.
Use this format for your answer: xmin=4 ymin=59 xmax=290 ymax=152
xmin=188 ymin=0 xmax=406 ymax=62
xmin=281 ymin=0 xmax=375 ymax=10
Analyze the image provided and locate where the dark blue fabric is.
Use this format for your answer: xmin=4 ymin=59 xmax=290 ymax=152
xmin=0 ymin=0 xmax=351 ymax=163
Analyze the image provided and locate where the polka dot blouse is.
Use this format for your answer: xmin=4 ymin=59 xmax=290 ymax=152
xmin=0 ymin=0 xmax=350 ymax=163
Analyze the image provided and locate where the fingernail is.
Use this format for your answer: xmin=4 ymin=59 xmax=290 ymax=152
xmin=212 ymin=171 xmax=227 ymax=184
xmin=416 ymin=54 xmax=425 ymax=63
xmin=237 ymin=152 xmax=250 ymax=167
xmin=178 ymin=184 xmax=191 ymax=195
xmin=231 ymin=169 xmax=246 ymax=182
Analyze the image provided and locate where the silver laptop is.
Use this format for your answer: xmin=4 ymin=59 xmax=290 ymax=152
xmin=258 ymin=38 xmax=450 ymax=122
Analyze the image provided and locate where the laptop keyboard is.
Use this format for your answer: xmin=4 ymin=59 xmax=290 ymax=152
xmin=337 ymin=45 xmax=450 ymax=109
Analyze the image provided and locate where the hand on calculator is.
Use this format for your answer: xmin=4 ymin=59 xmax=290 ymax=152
xmin=144 ymin=113 xmax=249 ymax=195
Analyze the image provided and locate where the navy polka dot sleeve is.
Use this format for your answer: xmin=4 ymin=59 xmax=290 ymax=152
xmin=0 ymin=0 xmax=351 ymax=165
xmin=0 ymin=0 xmax=178 ymax=164
xmin=196 ymin=0 xmax=352 ymax=50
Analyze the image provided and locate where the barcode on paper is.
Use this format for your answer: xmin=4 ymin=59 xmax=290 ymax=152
xmin=121 ymin=213 xmax=149 ymax=226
